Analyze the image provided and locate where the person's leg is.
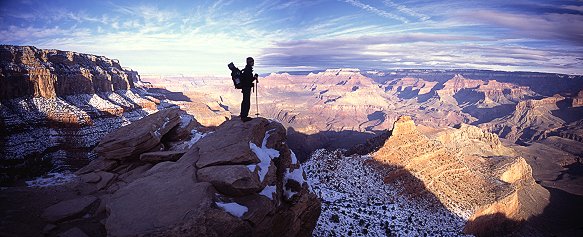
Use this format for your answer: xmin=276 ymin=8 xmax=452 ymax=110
xmin=241 ymin=87 xmax=251 ymax=118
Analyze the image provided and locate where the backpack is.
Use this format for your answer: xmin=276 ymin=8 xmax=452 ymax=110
xmin=228 ymin=62 xmax=242 ymax=89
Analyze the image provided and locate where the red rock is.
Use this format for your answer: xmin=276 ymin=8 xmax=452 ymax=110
xmin=84 ymin=118 xmax=321 ymax=236
xmin=41 ymin=196 xmax=98 ymax=223
xmin=94 ymin=108 xmax=181 ymax=160
xmin=197 ymin=165 xmax=262 ymax=196
xmin=139 ymin=150 xmax=186 ymax=163
xmin=0 ymin=45 xmax=138 ymax=99
xmin=57 ymin=227 xmax=90 ymax=237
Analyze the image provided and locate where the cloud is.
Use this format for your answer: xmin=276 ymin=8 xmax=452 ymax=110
xmin=382 ymin=0 xmax=430 ymax=21
xmin=561 ymin=5 xmax=583 ymax=12
xmin=343 ymin=0 xmax=409 ymax=23
xmin=457 ymin=10 xmax=583 ymax=45
xmin=261 ymin=35 xmax=583 ymax=74
xmin=1 ymin=0 xmax=582 ymax=75
xmin=0 ymin=25 xmax=68 ymax=42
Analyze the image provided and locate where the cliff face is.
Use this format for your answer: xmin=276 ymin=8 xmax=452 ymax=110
xmin=0 ymin=45 xmax=136 ymax=99
xmin=373 ymin=117 xmax=548 ymax=236
xmin=482 ymin=95 xmax=568 ymax=142
xmin=0 ymin=46 xmax=157 ymax=184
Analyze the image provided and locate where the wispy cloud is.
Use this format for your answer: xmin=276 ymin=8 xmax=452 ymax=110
xmin=343 ymin=0 xmax=409 ymax=23
xmin=458 ymin=10 xmax=583 ymax=45
xmin=261 ymin=35 xmax=583 ymax=74
xmin=382 ymin=0 xmax=430 ymax=21
xmin=0 ymin=0 xmax=582 ymax=75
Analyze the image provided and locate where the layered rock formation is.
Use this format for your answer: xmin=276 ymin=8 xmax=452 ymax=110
xmin=573 ymin=90 xmax=583 ymax=107
xmin=372 ymin=117 xmax=548 ymax=235
xmin=50 ymin=111 xmax=320 ymax=236
xmin=0 ymin=45 xmax=137 ymax=99
xmin=482 ymin=95 xmax=568 ymax=142
xmin=0 ymin=45 xmax=159 ymax=184
xmin=141 ymin=69 xmax=582 ymax=162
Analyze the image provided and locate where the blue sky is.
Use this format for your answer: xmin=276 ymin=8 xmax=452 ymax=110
xmin=1 ymin=0 xmax=582 ymax=75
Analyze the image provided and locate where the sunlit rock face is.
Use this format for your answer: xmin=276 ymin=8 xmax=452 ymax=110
xmin=0 ymin=45 xmax=137 ymax=99
xmin=373 ymin=117 xmax=548 ymax=236
xmin=0 ymin=45 xmax=159 ymax=184
xmin=481 ymin=95 xmax=572 ymax=143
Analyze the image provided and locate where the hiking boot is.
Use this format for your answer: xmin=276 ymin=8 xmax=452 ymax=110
xmin=241 ymin=116 xmax=252 ymax=122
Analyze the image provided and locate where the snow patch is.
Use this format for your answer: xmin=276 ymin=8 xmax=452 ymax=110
xmin=26 ymin=172 xmax=76 ymax=188
xmin=290 ymin=150 xmax=298 ymax=165
xmin=283 ymin=166 xmax=307 ymax=199
xmin=179 ymin=114 xmax=193 ymax=128
xmin=216 ymin=201 xmax=248 ymax=218
xmin=186 ymin=129 xmax=206 ymax=148
xmin=259 ymin=185 xmax=277 ymax=200
xmin=248 ymin=129 xmax=280 ymax=182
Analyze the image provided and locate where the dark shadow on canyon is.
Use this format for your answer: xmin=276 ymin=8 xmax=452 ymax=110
xmin=147 ymin=88 xmax=192 ymax=102
xmin=306 ymin=127 xmax=583 ymax=236
xmin=463 ymin=103 xmax=516 ymax=125
xmin=0 ymin=88 xmax=187 ymax=186
xmin=463 ymin=186 xmax=583 ymax=237
xmin=324 ymin=156 xmax=469 ymax=236
xmin=286 ymin=127 xmax=383 ymax=162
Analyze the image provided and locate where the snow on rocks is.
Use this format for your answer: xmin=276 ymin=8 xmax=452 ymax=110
xmin=259 ymin=185 xmax=277 ymax=200
xmin=304 ymin=149 xmax=470 ymax=236
xmin=74 ymin=116 xmax=320 ymax=236
xmin=283 ymin=165 xmax=307 ymax=199
xmin=25 ymin=172 xmax=77 ymax=188
xmin=248 ymin=129 xmax=280 ymax=182
xmin=0 ymin=88 xmax=159 ymax=184
xmin=216 ymin=201 xmax=249 ymax=218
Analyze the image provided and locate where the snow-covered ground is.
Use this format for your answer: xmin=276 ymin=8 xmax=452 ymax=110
xmin=25 ymin=172 xmax=77 ymax=188
xmin=0 ymin=90 xmax=156 ymax=174
xmin=304 ymin=149 xmax=471 ymax=237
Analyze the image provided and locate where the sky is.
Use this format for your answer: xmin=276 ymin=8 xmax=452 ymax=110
xmin=1 ymin=0 xmax=582 ymax=75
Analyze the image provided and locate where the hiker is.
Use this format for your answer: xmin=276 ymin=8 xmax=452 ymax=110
xmin=240 ymin=57 xmax=258 ymax=122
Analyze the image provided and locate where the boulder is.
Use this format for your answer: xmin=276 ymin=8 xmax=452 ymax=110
xmin=163 ymin=113 xmax=200 ymax=142
xmin=197 ymin=141 xmax=260 ymax=168
xmin=75 ymin=159 xmax=118 ymax=175
xmin=94 ymin=108 xmax=181 ymax=160
xmin=195 ymin=118 xmax=269 ymax=168
xmin=79 ymin=172 xmax=101 ymax=183
xmin=58 ymin=227 xmax=90 ymax=237
xmin=41 ymin=196 xmax=98 ymax=223
xmin=106 ymin=163 xmax=215 ymax=237
xmin=197 ymin=165 xmax=262 ymax=196
xmin=139 ymin=150 xmax=187 ymax=163
xmin=95 ymin=171 xmax=116 ymax=190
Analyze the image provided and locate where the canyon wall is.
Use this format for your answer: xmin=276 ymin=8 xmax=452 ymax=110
xmin=0 ymin=45 xmax=158 ymax=184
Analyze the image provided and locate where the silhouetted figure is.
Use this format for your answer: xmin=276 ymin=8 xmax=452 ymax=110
xmin=240 ymin=57 xmax=258 ymax=122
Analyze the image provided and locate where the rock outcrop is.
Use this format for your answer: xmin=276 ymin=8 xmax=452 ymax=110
xmin=68 ymin=115 xmax=320 ymax=236
xmin=482 ymin=95 xmax=567 ymax=142
xmin=0 ymin=45 xmax=137 ymax=99
xmin=573 ymin=90 xmax=583 ymax=107
xmin=373 ymin=116 xmax=549 ymax=236
xmin=0 ymin=45 xmax=159 ymax=185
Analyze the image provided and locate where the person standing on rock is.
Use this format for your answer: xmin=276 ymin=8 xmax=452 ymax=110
xmin=240 ymin=57 xmax=258 ymax=122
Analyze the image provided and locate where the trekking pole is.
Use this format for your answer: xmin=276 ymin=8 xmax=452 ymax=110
xmin=255 ymin=76 xmax=260 ymax=118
